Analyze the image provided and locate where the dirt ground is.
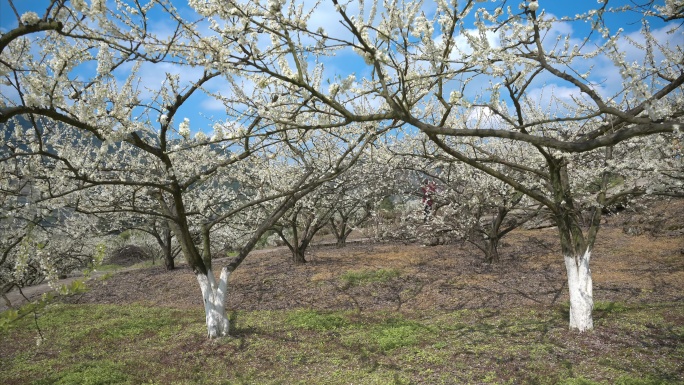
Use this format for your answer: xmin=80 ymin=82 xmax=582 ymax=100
xmin=61 ymin=226 xmax=683 ymax=316
xmin=2 ymin=201 xmax=682 ymax=385
xmin=4 ymin=200 xmax=683 ymax=316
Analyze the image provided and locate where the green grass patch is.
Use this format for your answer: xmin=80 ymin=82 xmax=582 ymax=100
xmin=556 ymin=301 xmax=631 ymax=323
xmin=286 ymin=309 xmax=348 ymax=331
xmin=35 ymin=361 xmax=130 ymax=385
xmin=129 ymin=260 xmax=157 ymax=269
xmin=93 ymin=264 xmax=124 ymax=272
xmin=1 ymin=302 xmax=682 ymax=384
xmin=340 ymin=268 xmax=401 ymax=286
xmin=614 ymin=376 xmax=674 ymax=385
xmin=368 ymin=318 xmax=428 ymax=351
xmin=559 ymin=378 xmax=603 ymax=385
xmin=340 ymin=316 xmax=431 ymax=352
xmin=594 ymin=301 xmax=629 ymax=314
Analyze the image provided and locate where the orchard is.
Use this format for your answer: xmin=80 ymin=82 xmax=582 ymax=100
xmin=1 ymin=0 xmax=682 ymax=344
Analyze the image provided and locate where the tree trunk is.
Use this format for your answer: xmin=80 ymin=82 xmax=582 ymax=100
xmin=330 ymin=214 xmax=356 ymax=249
xmin=164 ymin=253 xmax=175 ymax=270
xmin=163 ymin=227 xmax=174 ymax=270
xmin=276 ymin=228 xmax=308 ymax=264
xmin=551 ymin=158 xmax=596 ymax=332
xmin=555 ymin=214 xmax=595 ymax=332
xmin=484 ymin=236 xmax=500 ymax=264
xmin=333 ymin=222 xmax=349 ymax=248
xmin=564 ymin=250 xmax=594 ymax=332
xmin=336 ymin=236 xmax=347 ymax=248
xmin=196 ymin=267 xmax=231 ymax=338
xmin=292 ymin=248 xmax=306 ymax=264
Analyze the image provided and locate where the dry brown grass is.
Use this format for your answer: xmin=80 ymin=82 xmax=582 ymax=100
xmin=63 ymin=217 xmax=683 ymax=315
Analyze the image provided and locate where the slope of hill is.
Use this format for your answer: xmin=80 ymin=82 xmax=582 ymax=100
xmin=1 ymin=200 xmax=682 ymax=384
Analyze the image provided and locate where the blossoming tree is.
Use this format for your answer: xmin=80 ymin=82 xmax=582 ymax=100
xmin=391 ymin=134 xmax=542 ymax=261
xmin=0 ymin=117 xmax=124 ymax=306
xmin=197 ymin=0 xmax=684 ymax=331
xmin=0 ymin=0 xmax=382 ymax=337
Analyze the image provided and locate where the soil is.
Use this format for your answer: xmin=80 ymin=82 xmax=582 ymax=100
xmin=5 ymin=200 xmax=684 ymax=315
xmin=108 ymin=245 xmax=152 ymax=267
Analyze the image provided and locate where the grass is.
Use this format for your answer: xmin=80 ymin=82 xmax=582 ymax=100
xmin=340 ymin=268 xmax=401 ymax=286
xmin=128 ymin=260 xmax=158 ymax=269
xmin=92 ymin=263 xmax=125 ymax=272
xmin=2 ymin=221 xmax=682 ymax=384
xmin=286 ymin=309 xmax=349 ymax=331
xmin=1 ymin=302 xmax=681 ymax=385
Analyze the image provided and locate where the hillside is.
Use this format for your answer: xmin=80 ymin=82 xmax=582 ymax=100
xmin=1 ymin=200 xmax=682 ymax=384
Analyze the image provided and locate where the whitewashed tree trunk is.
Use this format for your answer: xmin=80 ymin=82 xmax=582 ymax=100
xmin=196 ymin=267 xmax=231 ymax=338
xmin=564 ymin=250 xmax=593 ymax=332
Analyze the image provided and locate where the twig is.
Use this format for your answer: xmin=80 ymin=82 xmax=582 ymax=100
xmin=18 ymin=287 xmax=45 ymax=342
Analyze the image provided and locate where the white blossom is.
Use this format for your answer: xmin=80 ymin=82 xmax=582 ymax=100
xmin=91 ymin=0 xmax=106 ymax=14
xmin=179 ymin=118 xmax=190 ymax=138
xmin=72 ymin=0 xmax=87 ymax=12
xmin=528 ymin=0 xmax=539 ymax=12
xmin=20 ymin=12 xmax=40 ymax=25
xmin=328 ymin=83 xmax=340 ymax=96
xmin=449 ymin=91 xmax=462 ymax=104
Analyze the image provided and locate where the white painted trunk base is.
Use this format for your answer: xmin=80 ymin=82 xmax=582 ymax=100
xmin=564 ymin=251 xmax=594 ymax=332
xmin=196 ymin=267 xmax=231 ymax=338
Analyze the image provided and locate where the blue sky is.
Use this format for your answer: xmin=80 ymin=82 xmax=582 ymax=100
xmin=1 ymin=0 xmax=679 ymax=135
xmin=2 ymin=1 xmax=665 ymax=38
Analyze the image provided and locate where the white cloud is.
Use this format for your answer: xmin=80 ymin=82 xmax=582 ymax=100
xmin=466 ymin=105 xmax=506 ymax=129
